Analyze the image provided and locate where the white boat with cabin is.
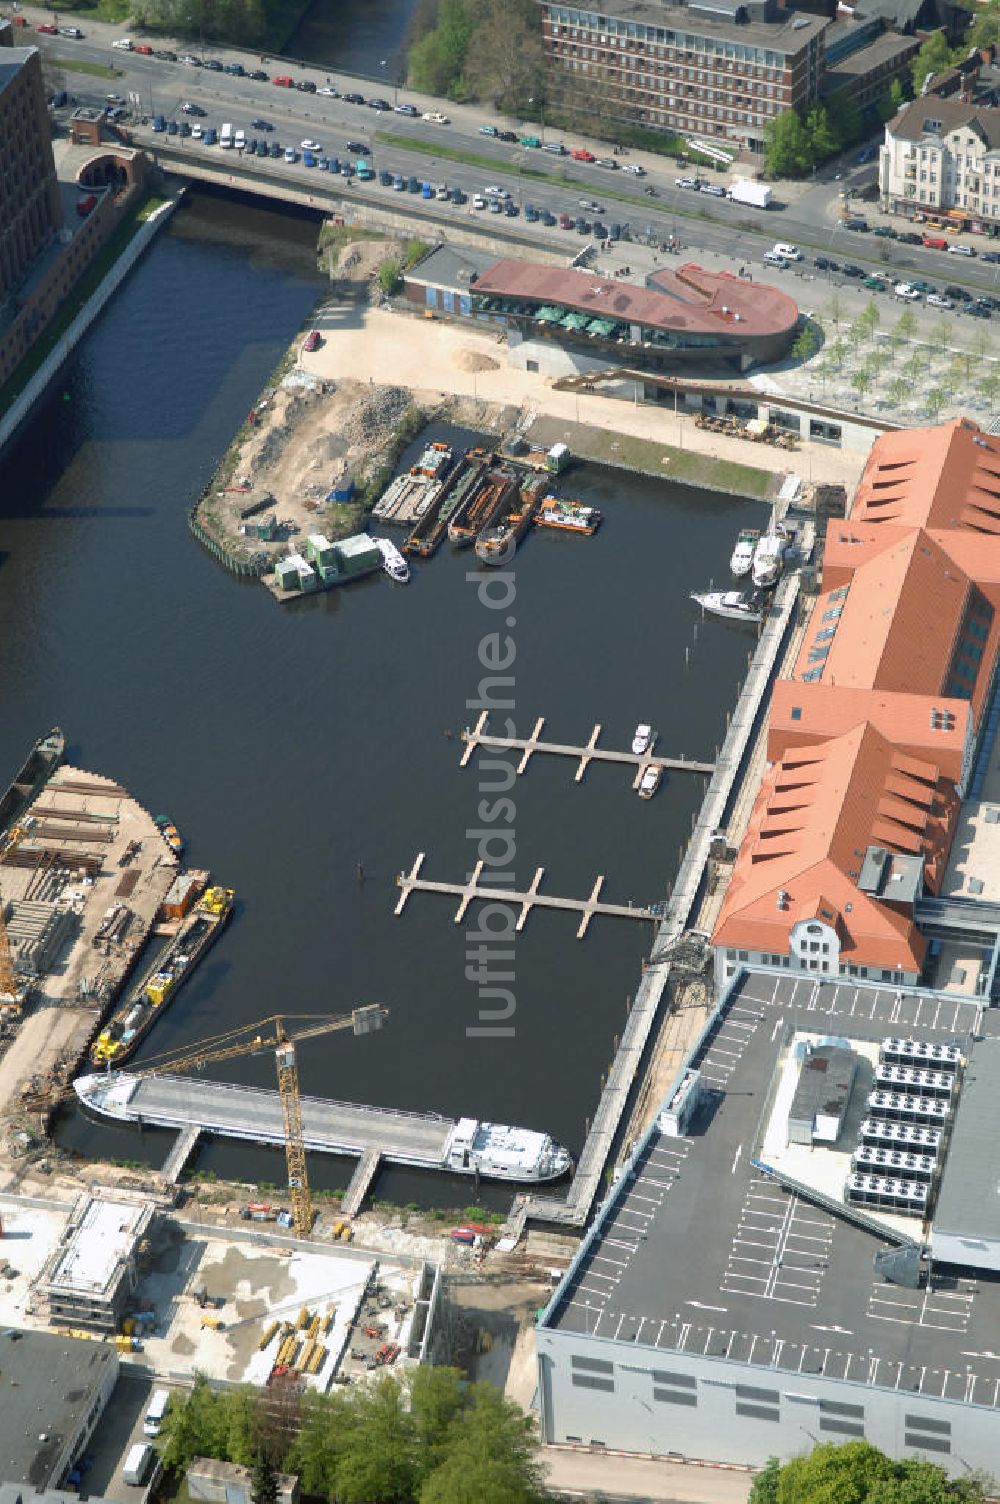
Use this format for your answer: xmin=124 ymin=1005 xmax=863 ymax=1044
xmin=638 ymin=765 xmax=661 ymax=800
xmin=374 ymin=536 xmax=410 ymax=583
xmin=730 ymin=528 xmax=759 ymax=578
xmin=690 ymin=590 xmax=763 ymax=624
xmin=752 ymin=528 xmax=786 ymax=589
xmin=632 ymin=723 xmax=653 ymax=756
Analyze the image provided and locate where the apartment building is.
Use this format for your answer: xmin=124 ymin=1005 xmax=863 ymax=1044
xmin=880 ymin=95 xmax=1000 ymax=225
xmin=537 ymin=0 xmax=827 ymax=152
xmin=0 ymin=47 xmax=62 ymax=307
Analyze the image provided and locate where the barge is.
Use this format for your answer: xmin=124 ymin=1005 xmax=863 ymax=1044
xmin=90 ymin=883 xmax=234 ymax=1068
xmin=405 ymin=453 xmax=485 ymax=557
xmin=448 ymin=458 xmax=519 ymax=547
xmin=0 ymin=727 xmax=65 ymax=835
xmin=475 ymin=474 xmax=547 ymax=566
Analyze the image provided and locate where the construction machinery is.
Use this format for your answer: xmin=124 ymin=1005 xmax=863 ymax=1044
xmin=106 ymin=1007 xmax=387 ymax=1238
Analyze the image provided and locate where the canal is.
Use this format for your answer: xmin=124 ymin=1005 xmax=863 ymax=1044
xmin=0 ymin=190 xmax=764 ymax=1208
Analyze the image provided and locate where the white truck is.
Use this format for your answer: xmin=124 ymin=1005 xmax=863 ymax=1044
xmin=728 ymin=178 xmax=772 ymax=210
xmin=220 ymin=122 xmax=234 ymax=149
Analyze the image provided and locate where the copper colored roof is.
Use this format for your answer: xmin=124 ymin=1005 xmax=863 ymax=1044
xmin=852 ymin=418 xmax=1000 ymax=534
xmin=768 ymin=682 xmax=970 ymax=785
xmin=472 ymin=259 xmax=799 ymax=340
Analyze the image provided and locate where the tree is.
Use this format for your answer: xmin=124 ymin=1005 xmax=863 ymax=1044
xmin=250 ymin=1450 xmax=278 ymax=1504
xmin=826 ymin=88 xmax=862 ymax=149
xmin=409 ymin=1367 xmax=468 ymax=1483
xmin=792 ymin=324 xmax=819 ymax=362
xmin=463 ymin=0 xmax=543 ymax=113
xmin=763 ymin=109 xmax=813 ymax=178
xmin=926 ymin=386 xmax=947 ymax=417
xmin=896 ymin=306 xmax=918 ymax=341
xmin=159 ymin=1376 xmax=230 ymax=1475
xmin=858 ymin=301 xmax=880 ymax=340
xmin=763 ymin=1442 xmax=990 ymax=1504
xmin=888 ymin=375 xmax=910 ymax=407
xmin=749 ymin=1457 xmax=780 ymax=1504
xmin=419 ymin=1383 xmax=544 ymax=1504
xmin=903 ymin=351 xmax=924 ymax=384
xmin=379 ymin=258 xmax=403 ymax=294
xmin=984 ymin=368 xmax=1000 ymax=409
xmin=805 ymin=104 xmax=838 ymax=162
xmin=851 ymin=368 xmax=872 ymax=400
xmin=889 ymin=76 xmax=908 ymax=112
xmin=332 ymin=1378 xmax=418 ymax=1504
xmin=408 ymin=0 xmax=476 ymax=97
xmin=825 ymin=292 xmax=844 ymax=328
xmin=968 ymin=5 xmax=1000 ymax=53
xmin=912 ymin=30 xmax=955 ymax=95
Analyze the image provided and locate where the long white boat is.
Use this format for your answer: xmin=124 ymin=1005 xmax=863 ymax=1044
xmin=691 ymin=590 xmax=763 ymax=624
xmin=730 ymin=528 xmax=759 ymax=578
xmin=752 ymin=529 xmax=786 ymax=589
xmin=374 ymin=535 xmax=410 ymax=583
xmin=74 ymin=1072 xmax=573 ymax=1184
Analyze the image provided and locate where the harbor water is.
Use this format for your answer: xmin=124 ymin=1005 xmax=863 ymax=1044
xmin=0 ymin=190 xmax=766 ymax=1208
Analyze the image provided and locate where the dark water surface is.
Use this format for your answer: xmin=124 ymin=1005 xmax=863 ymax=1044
xmin=284 ymin=0 xmax=419 ymax=84
xmin=0 ymin=190 xmax=763 ymax=1207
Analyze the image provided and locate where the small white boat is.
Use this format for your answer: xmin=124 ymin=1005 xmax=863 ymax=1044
xmin=638 ymin=765 xmax=661 ymax=800
xmin=374 ymin=535 xmax=410 ymax=583
xmin=752 ymin=529 xmax=786 ymax=590
xmin=632 ymin=723 xmax=653 ymax=756
xmin=691 ymin=590 xmax=763 ymax=624
xmin=730 ymin=527 xmax=759 ymax=578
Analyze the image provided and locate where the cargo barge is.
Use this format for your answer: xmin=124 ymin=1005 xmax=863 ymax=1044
xmin=475 ymin=474 xmax=547 ymax=566
xmin=90 ymin=883 xmax=234 ymax=1069
xmin=448 ymin=458 xmax=520 ymax=547
xmin=0 ymin=727 xmax=65 ymax=835
xmin=404 ymin=451 xmax=485 ymax=558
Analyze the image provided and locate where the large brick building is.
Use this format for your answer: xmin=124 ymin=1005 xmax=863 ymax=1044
xmin=0 ymin=47 xmax=63 ymax=308
xmin=537 ymin=0 xmax=827 ymax=152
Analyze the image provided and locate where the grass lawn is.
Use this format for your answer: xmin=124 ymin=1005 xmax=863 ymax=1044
xmin=0 ymin=194 xmax=162 ymax=418
xmin=51 ymin=56 xmax=122 ymax=77
xmin=532 ymin=418 xmax=775 ymax=500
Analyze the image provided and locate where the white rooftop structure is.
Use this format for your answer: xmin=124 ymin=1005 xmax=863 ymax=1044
xmin=39 ymin=1194 xmax=153 ymax=1330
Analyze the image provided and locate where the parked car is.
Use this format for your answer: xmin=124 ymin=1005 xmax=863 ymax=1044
xmin=345 ymin=140 xmax=368 ymax=155
xmin=154 ymin=49 xmax=177 ymax=60
xmin=179 ymin=52 xmax=200 ymax=64
xmin=167 ymin=119 xmax=178 ymax=135
xmin=191 ymin=123 xmax=203 ymax=138
xmin=967 ymin=303 xmax=992 ymax=318
xmin=224 ymin=62 xmax=244 ymax=75
xmin=593 ymin=220 xmax=608 ymax=237
xmin=944 ymin=285 xmax=971 ymax=301
xmin=202 ymin=126 xmax=217 ymax=144
xmin=525 ymin=204 xmax=539 ymax=221
xmin=423 ymin=110 xmax=450 ymax=123
xmin=894 ymin=282 xmax=921 ymax=300
xmin=772 ymin=242 xmax=802 ymax=260
xmin=845 ymin=217 xmax=868 ymax=231
xmin=203 ymin=59 xmax=223 ymax=70
xmin=543 ymin=142 xmax=567 ymax=155
xmin=249 ymin=69 xmax=269 ymax=80
xmin=926 ymin=293 xmax=953 ymax=309
xmin=300 ymin=138 xmax=322 ymax=152
xmin=251 ymin=118 xmax=274 ymax=130
xmin=36 ymin=22 xmax=59 ymax=33
xmin=268 ymin=141 xmax=281 ymax=157
xmin=488 ymin=197 xmax=503 ymax=212
xmin=949 ymin=243 xmax=976 ymax=256
xmin=909 ymin=279 xmax=937 ymax=294
xmin=700 ymin=182 xmax=725 ymax=197
xmin=273 ymin=75 xmax=295 ymax=87
xmin=621 ymin=163 xmax=645 ymax=175
xmin=472 ymin=193 xmax=486 ymax=210
xmin=343 ymin=92 xmax=365 ymax=104
xmin=897 ymin=231 xmax=923 ymax=244
xmin=395 ymin=103 xmax=418 ymax=115
xmin=594 ymin=157 xmax=618 ymax=169
xmin=181 ymin=101 xmax=206 ymax=115
xmin=59 ymin=25 xmax=84 ymax=37
xmin=296 ymin=79 xmax=317 ymax=92
xmin=152 ymin=114 xmax=166 ymax=132
xmin=871 ymin=226 xmax=896 ymax=238
xmin=479 ymin=124 xmax=498 ymax=136
xmin=255 ymin=140 xmax=268 ymax=156
xmin=498 ymin=129 xmax=518 ymax=143
xmin=980 ymin=250 xmax=1000 ymax=263
xmin=302 ymin=330 xmax=322 ymax=352
xmin=861 ymin=277 xmax=883 ymax=291
xmin=318 ymin=85 xmax=339 ymax=96
xmin=284 ymin=146 xmax=298 ymax=162
xmin=571 ymin=147 xmax=595 ymax=161
xmin=813 ymin=256 xmax=837 ymax=271
xmin=559 ymin=211 xmax=572 ymax=228
xmin=763 ymin=251 xmax=789 ymax=268
xmin=841 ymin=263 xmax=865 ymax=278
xmin=179 ymin=120 xmax=191 ymax=136
xmin=575 ymin=217 xmax=591 ymax=233
xmin=540 ymin=209 xmax=556 ymax=225
xmin=675 ymin=176 xmax=699 ymax=189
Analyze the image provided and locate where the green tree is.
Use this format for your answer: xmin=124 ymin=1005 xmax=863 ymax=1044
xmin=826 ymin=88 xmax=862 ymax=149
xmin=226 ymin=1389 xmax=263 ymax=1469
xmin=968 ymin=5 xmax=1000 ymax=53
xmin=333 ymin=1378 xmax=417 ymax=1504
xmin=287 ymin=1392 xmax=346 ymax=1498
xmin=984 ymin=367 xmax=1000 ymax=409
xmin=825 ymin=292 xmax=844 ymax=328
xmin=926 ymin=386 xmax=946 ymax=417
xmin=903 ymin=350 xmax=924 ymax=384
xmin=410 ymin=1367 xmax=469 ymax=1482
xmin=419 ymin=1383 xmax=543 ymax=1504
xmin=896 ymin=306 xmax=918 ymax=341
xmin=463 ymin=0 xmax=543 ymax=112
xmin=889 ymin=76 xmax=908 ymax=111
xmin=912 ymin=30 xmax=955 ymax=95
xmin=805 ymin=104 xmax=838 ymax=161
xmin=766 ymin=1442 xmax=989 ymax=1504
xmin=888 ymin=375 xmax=909 ymax=407
xmin=408 ymin=0 xmax=477 ymax=97
xmin=858 ymin=301 xmax=880 ymax=340
xmin=763 ymin=109 xmax=814 ymax=178
xmin=159 ymin=1376 xmax=230 ymax=1475
xmin=250 ymin=1450 xmax=278 ymax=1504
xmin=851 ymin=368 xmax=872 ymax=400
xmin=749 ymin=1457 xmax=780 ymax=1504
xmin=379 ymin=258 xmax=403 ymax=294
xmin=792 ymin=324 xmax=819 ymax=362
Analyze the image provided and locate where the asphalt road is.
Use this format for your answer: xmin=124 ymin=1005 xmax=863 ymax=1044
xmin=30 ymin=6 xmax=1000 ymax=305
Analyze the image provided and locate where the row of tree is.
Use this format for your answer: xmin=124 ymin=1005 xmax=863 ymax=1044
xmin=750 ymin=1440 xmax=991 ymax=1503
xmin=762 ymin=79 xmax=907 ymax=178
xmin=407 ymin=0 xmax=543 ymax=114
xmin=158 ymin=1369 xmax=548 ymax=1504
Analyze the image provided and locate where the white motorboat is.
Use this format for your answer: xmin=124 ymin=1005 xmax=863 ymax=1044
xmin=374 ymin=535 xmax=410 ymax=583
xmin=752 ymin=528 xmax=787 ymax=589
xmin=730 ymin=527 xmax=759 ymax=578
xmin=632 ymin=723 xmax=653 ymax=756
xmin=638 ymin=765 xmax=661 ymax=800
xmin=691 ymin=590 xmax=763 ymax=624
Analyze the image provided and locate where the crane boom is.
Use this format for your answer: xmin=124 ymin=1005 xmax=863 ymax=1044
xmin=123 ymin=1006 xmax=387 ymax=1238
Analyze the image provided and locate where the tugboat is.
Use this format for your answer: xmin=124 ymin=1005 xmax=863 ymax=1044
xmin=374 ymin=536 xmax=410 ymax=582
xmin=535 ymin=497 xmax=602 ymax=534
xmin=690 ymin=590 xmax=763 ymax=624
xmin=730 ymin=527 xmax=759 ymax=578
xmin=154 ymin=815 xmax=184 ymax=856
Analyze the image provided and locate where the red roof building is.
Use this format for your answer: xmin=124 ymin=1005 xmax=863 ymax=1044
xmin=713 ymin=418 xmax=1000 ymax=987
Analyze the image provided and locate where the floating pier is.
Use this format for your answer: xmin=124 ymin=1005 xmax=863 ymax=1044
xmin=460 ymin=712 xmax=714 ymax=784
xmin=395 ymin=852 xmax=660 ymax=939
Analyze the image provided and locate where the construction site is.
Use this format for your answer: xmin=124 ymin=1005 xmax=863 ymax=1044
xmin=0 ymin=733 xmax=185 ymax=1155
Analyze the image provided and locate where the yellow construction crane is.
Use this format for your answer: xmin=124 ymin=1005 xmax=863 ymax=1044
xmin=128 ymin=1007 xmax=387 ymax=1238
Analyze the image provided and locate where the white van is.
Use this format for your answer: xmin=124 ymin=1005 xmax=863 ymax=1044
xmin=143 ymin=1389 xmax=170 ymax=1438
xmin=234 ymin=129 xmax=246 ymax=151
xmin=122 ymin=1443 xmax=155 ymax=1487
xmin=112 ymin=37 xmax=133 ymax=49
xmin=220 ymin=122 xmax=234 ymax=148
xmin=772 ymin=241 xmax=802 ymax=261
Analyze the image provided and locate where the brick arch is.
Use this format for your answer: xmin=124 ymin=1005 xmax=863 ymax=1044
xmin=77 ymin=151 xmax=143 ymax=193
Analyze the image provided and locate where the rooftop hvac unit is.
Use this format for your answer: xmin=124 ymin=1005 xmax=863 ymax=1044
xmin=859 ymin=1117 xmax=942 ymax=1155
xmin=851 ymin=1145 xmax=936 ymax=1182
xmin=867 ymin=1090 xmax=948 ymax=1125
xmin=845 ymin=1173 xmax=928 ymax=1216
xmin=875 ymin=1064 xmax=954 ymax=1099
xmin=880 ymin=1037 xmax=961 ymax=1072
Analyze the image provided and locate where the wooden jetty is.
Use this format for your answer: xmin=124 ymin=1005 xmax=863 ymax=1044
xmin=395 ymin=852 xmax=660 ymax=939
xmin=460 ymin=712 xmax=715 ymax=784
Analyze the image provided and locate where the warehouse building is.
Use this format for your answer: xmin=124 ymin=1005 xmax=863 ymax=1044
xmin=0 ymin=1328 xmax=117 ymax=1490
xmin=537 ymin=970 xmax=1000 ymax=1473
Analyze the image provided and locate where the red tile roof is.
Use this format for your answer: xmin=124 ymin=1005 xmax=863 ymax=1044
xmin=471 ymin=259 xmax=799 ymax=340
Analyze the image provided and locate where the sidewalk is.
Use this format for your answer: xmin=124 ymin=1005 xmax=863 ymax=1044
xmin=303 ymin=305 xmax=869 ymax=491
xmin=543 ymin=1446 xmax=753 ymax=1503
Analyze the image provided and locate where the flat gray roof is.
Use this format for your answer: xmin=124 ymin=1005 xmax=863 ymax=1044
xmin=0 ymin=1328 xmax=116 ymax=1488
xmin=0 ymin=47 xmax=36 ymax=95
xmin=404 ymin=243 xmax=498 ymax=291
xmin=545 ymin=973 xmax=1000 ymax=1409
xmin=542 ymin=0 xmax=828 ymax=52
xmin=932 ymin=1035 xmax=1000 ymax=1240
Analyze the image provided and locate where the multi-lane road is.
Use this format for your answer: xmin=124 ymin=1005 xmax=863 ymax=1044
xmin=27 ymin=5 xmax=1000 ymax=305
